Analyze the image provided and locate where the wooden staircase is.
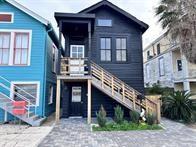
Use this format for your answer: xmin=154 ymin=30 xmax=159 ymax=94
xmin=0 ymin=76 xmax=45 ymax=126
xmin=91 ymin=62 xmax=160 ymax=119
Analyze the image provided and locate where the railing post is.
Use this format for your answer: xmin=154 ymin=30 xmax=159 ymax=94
xmin=101 ymin=70 xmax=104 ymax=88
xmin=28 ymin=103 xmax=30 ymax=118
xmin=79 ymin=58 xmax=81 ymax=74
xmin=145 ymin=99 xmax=148 ymax=114
xmin=68 ymin=58 xmax=70 ymax=76
xmin=111 ymin=77 xmax=114 ymax=96
xmin=122 ymin=84 xmax=125 ymax=102
xmin=156 ymin=99 xmax=161 ymax=124
xmin=133 ymin=91 xmax=136 ymax=110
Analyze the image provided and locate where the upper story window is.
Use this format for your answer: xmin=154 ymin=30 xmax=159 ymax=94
xmin=158 ymin=57 xmax=165 ymax=76
xmin=116 ymin=38 xmax=127 ymax=61
xmin=157 ymin=43 xmax=160 ymax=55
xmin=146 ymin=64 xmax=150 ymax=79
xmin=0 ymin=13 xmax=13 ymax=23
xmin=14 ymin=33 xmax=29 ymax=65
xmin=0 ymin=33 xmax=11 ymax=65
xmin=177 ymin=59 xmax=182 ymax=71
xmin=100 ymin=38 xmax=111 ymax=61
xmin=0 ymin=30 xmax=31 ymax=66
xmin=97 ymin=19 xmax=112 ymax=27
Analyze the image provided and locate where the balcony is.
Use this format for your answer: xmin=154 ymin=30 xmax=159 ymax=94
xmin=59 ymin=57 xmax=91 ymax=81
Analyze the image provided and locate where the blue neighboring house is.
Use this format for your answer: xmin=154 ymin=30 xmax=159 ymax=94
xmin=0 ymin=0 xmax=60 ymax=126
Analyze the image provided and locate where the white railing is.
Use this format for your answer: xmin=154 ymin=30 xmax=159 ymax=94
xmin=0 ymin=76 xmax=37 ymax=117
xmin=61 ymin=57 xmax=89 ymax=76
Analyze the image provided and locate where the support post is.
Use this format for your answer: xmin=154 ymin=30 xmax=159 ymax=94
xmin=156 ymin=99 xmax=161 ymax=124
xmin=58 ymin=21 xmax=62 ymax=75
xmin=87 ymin=79 xmax=92 ymax=124
xmin=88 ymin=22 xmax=92 ymax=75
xmin=56 ymin=79 xmax=61 ymax=122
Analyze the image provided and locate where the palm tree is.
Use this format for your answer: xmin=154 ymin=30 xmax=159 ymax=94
xmin=161 ymin=91 xmax=195 ymax=122
xmin=155 ymin=0 xmax=196 ymax=63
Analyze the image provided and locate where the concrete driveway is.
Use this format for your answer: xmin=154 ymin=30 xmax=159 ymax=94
xmin=39 ymin=118 xmax=196 ymax=147
xmin=0 ymin=124 xmax=53 ymax=147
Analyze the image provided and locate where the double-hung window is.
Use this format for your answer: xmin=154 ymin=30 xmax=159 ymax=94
xmin=100 ymin=38 xmax=111 ymax=61
xmin=0 ymin=30 xmax=31 ymax=66
xmin=116 ymin=38 xmax=127 ymax=61
xmin=159 ymin=57 xmax=165 ymax=76
xmin=0 ymin=33 xmax=10 ymax=65
xmin=14 ymin=33 xmax=29 ymax=65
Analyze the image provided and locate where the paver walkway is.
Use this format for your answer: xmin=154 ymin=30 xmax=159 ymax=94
xmin=39 ymin=118 xmax=196 ymax=147
xmin=0 ymin=124 xmax=53 ymax=147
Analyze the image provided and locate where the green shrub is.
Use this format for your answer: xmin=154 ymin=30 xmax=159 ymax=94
xmin=145 ymin=83 xmax=174 ymax=95
xmin=161 ymin=91 xmax=195 ymax=122
xmin=93 ymin=121 xmax=162 ymax=131
xmin=146 ymin=113 xmax=156 ymax=125
xmin=114 ymin=105 xmax=124 ymax=124
xmin=96 ymin=105 xmax=107 ymax=127
xmin=130 ymin=110 xmax=140 ymax=124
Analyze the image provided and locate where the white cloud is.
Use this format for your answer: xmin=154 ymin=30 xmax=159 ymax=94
xmin=16 ymin=0 xmax=163 ymax=48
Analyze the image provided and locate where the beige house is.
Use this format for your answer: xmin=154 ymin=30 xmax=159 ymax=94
xmin=143 ymin=33 xmax=196 ymax=97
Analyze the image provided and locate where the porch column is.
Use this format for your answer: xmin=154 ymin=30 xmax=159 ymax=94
xmin=58 ymin=21 xmax=63 ymax=75
xmin=87 ymin=79 xmax=92 ymax=124
xmin=56 ymin=79 xmax=61 ymax=122
xmin=88 ymin=22 xmax=92 ymax=75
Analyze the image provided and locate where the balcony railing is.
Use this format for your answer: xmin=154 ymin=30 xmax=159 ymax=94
xmin=60 ymin=57 xmax=89 ymax=76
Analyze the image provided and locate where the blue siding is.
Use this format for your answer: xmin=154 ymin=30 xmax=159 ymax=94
xmin=44 ymin=34 xmax=57 ymax=116
xmin=0 ymin=2 xmax=50 ymax=122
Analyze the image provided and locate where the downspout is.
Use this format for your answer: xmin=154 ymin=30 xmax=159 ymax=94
xmin=42 ymin=27 xmax=53 ymax=117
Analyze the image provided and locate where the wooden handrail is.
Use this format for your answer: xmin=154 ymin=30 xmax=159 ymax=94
xmin=91 ymin=61 xmax=158 ymax=116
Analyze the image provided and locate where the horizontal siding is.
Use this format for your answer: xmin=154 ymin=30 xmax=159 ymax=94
xmin=44 ymin=34 xmax=58 ymax=116
xmin=0 ymin=2 xmax=46 ymax=122
xmin=91 ymin=7 xmax=144 ymax=94
xmin=61 ymin=83 xmax=130 ymax=118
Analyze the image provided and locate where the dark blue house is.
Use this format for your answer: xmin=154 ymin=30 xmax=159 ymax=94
xmin=0 ymin=0 xmax=60 ymax=126
xmin=55 ymin=0 xmax=159 ymax=123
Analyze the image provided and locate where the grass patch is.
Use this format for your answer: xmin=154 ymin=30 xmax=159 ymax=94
xmin=93 ymin=121 xmax=162 ymax=131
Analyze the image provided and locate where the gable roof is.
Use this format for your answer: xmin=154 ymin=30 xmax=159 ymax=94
xmin=5 ymin=0 xmax=49 ymax=25
xmin=79 ymin=0 xmax=148 ymax=33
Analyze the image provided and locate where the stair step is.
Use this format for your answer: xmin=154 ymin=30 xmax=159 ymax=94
xmin=29 ymin=115 xmax=40 ymax=121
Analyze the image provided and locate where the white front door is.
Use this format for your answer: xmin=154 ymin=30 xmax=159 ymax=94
xmin=70 ymin=45 xmax=85 ymax=76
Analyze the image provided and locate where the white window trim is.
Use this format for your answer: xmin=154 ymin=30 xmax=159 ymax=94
xmin=10 ymin=81 xmax=40 ymax=106
xmin=0 ymin=29 xmax=32 ymax=66
xmin=158 ymin=57 xmax=165 ymax=76
xmin=70 ymin=45 xmax=85 ymax=58
xmin=48 ymin=85 xmax=54 ymax=104
xmin=72 ymin=86 xmax=82 ymax=102
xmin=0 ymin=12 xmax=14 ymax=23
xmin=146 ymin=64 xmax=150 ymax=79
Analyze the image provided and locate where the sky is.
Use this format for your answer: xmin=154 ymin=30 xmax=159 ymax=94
xmin=16 ymin=0 xmax=164 ymax=48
